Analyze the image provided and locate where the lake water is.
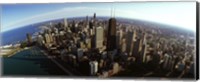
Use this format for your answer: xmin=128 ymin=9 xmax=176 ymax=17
xmin=2 ymin=47 xmax=68 ymax=76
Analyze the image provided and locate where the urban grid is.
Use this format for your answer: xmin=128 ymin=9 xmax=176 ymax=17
xmin=16 ymin=13 xmax=195 ymax=78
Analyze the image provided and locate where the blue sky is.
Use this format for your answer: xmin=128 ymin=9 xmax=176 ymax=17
xmin=1 ymin=2 xmax=196 ymax=32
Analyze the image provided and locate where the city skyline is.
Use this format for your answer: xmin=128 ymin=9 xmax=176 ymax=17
xmin=1 ymin=2 xmax=196 ymax=32
xmin=2 ymin=12 xmax=196 ymax=78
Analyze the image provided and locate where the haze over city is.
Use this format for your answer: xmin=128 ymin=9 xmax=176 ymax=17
xmin=1 ymin=2 xmax=197 ymax=80
xmin=1 ymin=2 xmax=196 ymax=32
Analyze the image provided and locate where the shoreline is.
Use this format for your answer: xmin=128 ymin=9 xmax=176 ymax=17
xmin=2 ymin=47 xmax=30 ymax=58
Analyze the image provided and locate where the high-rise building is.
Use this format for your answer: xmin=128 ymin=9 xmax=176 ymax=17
xmin=44 ymin=33 xmax=51 ymax=44
xmin=142 ymin=33 xmax=147 ymax=45
xmin=93 ymin=13 xmax=96 ymax=26
xmin=116 ymin=31 xmax=120 ymax=49
xmin=85 ymin=15 xmax=89 ymax=28
xmin=37 ymin=34 xmax=44 ymax=46
xmin=121 ymin=38 xmax=126 ymax=52
xmin=85 ymin=38 xmax=91 ymax=49
xmin=132 ymin=38 xmax=141 ymax=58
xmin=116 ymin=29 xmax=123 ymax=49
xmin=93 ymin=13 xmax=96 ymax=19
xmin=80 ymin=41 xmax=86 ymax=49
xmin=64 ymin=18 xmax=68 ymax=27
xmin=141 ymin=44 xmax=148 ymax=63
xmin=95 ymin=26 xmax=104 ymax=49
xmin=107 ymin=18 xmax=117 ymax=51
xmin=112 ymin=62 xmax=120 ymax=74
xmin=26 ymin=33 xmax=32 ymax=45
xmin=47 ymin=30 xmax=53 ymax=43
xmin=77 ymin=48 xmax=83 ymax=61
xmin=89 ymin=61 xmax=98 ymax=75
xmin=71 ymin=20 xmax=76 ymax=33
xmin=64 ymin=18 xmax=68 ymax=30
xmin=89 ymin=21 xmax=94 ymax=36
xmin=126 ymin=30 xmax=134 ymax=55
xmin=86 ymin=15 xmax=89 ymax=23
xmin=140 ymin=33 xmax=148 ymax=63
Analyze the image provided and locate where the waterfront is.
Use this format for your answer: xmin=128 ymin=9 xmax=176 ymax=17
xmin=2 ymin=47 xmax=69 ymax=76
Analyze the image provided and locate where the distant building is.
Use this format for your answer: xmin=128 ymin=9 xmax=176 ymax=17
xmin=64 ymin=18 xmax=68 ymax=30
xmin=26 ymin=33 xmax=32 ymax=45
xmin=93 ymin=13 xmax=96 ymax=20
xmin=93 ymin=13 xmax=96 ymax=26
xmin=71 ymin=20 xmax=76 ymax=33
xmin=85 ymin=15 xmax=89 ymax=28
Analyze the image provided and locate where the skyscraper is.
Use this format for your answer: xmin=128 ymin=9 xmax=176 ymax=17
xmin=85 ymin=15 xmax=89 ymax=28
xmin=64 ymin=18 xmax=68 ymax=30
xmin=95 ymin=26 xmax=104 ymax=48
xmin=44 ymin=33 xmax=51 ymax=44
xmin=132 ymin=38 xmax=141 ymax=58
xmin=47 ymin=30 xmax=53 ymax=43
xmin=126 ymin=29 xmax=134 ymax=55
xmin=64 ymin=18 xmax=68 ymax=27
xmin=71 ymin=20 xmax=76 ymax=33
xmin=107 ymin=18 xmax=117 ymax=51
xmin=89 ymin=21 xmax=94 ymax=36
xmin=93 ymin=13 xmax=96 ymax=20
xmin=37 ymin=34 xmax=44 ymax=46
xmin=89 ymin=61 xmax=98 ymax=75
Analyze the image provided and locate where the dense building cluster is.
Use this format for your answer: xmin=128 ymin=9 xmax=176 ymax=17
xmin=26 ymin=13 xmax=195 ymax=78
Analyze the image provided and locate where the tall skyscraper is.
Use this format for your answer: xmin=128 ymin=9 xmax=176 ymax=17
xmin=95 ymin=26 xmax=104 ymax=48
xmin=44 ymin=33 xmax=51 ymax=44
xmin=71 ymin=20 xmax=76 ymax=33
xmin=126 ymin=30 xmax=134 ymax=55
xmin=26 ymin=33 xmax=32 ymax=45
xmin=37 ymin=34 xmax=44 ymax=46
xmin=89 ymin=21 xmax=94 ymax=36
xmin=47 ymin=30 xmax=53 ymax=43
xmin=132 ymin=38 xmax=141 ymax=58
xmin=64 ymin=18 xmax=68 ymax=27
xmin=107 ymin=18 xmax=117 ymax=51
xmin=93 ymin=13 xmax=97 ymax=34
xmin=85 ymin=15 xmax=89 ymax=28
xmin=141 ymin=44 xmax=148 ymax=63
xmin=64 ymin=18 xmax=68 ymax=30
xmin=93 ymin=13 xmax=96 ymax=20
